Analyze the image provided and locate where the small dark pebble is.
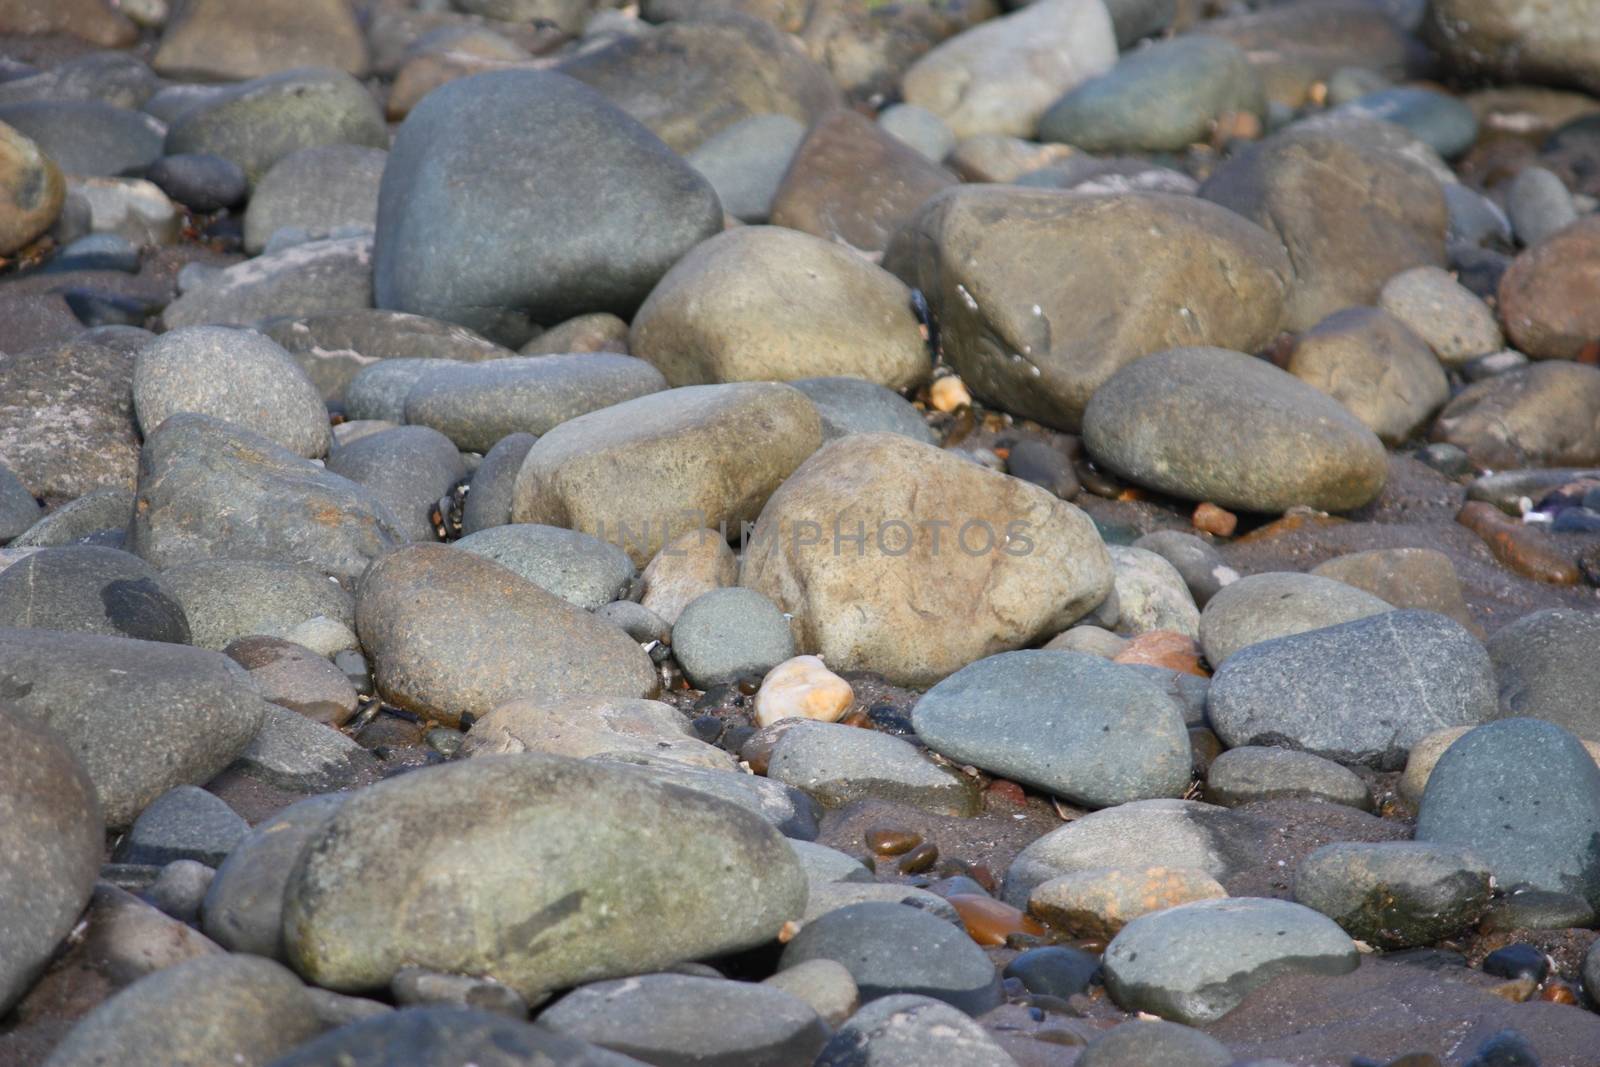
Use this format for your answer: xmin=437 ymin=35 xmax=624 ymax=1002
xmin=1483 ymin=944 xmax=1549 ymax=983
xmin=1003 ymin=946 xmax=1102 ymax=1000
xmin=1007 ymin=438 xmax=1080 ymax=499
xmin=43 ymin=234 xmax=140 ymax=274
xmin=146 ymin=152 xmax=248 ymax=213
xmin=64 ymin=288 xmax=150 ymax=328
xmin=1075 ymin=457 xmax=1125 ymax=498
xmin=865 ymin=704 xmax=916 ymax=736
xmin=865 ymin=826 xmax=922 ymax=855
xmin=1188 ymin=726 xmax=1224 ymax=776
xmin=1449 ymin=244 xmax=1512 ymax=299
xmin=721 ymin=724 xmax=756 ymax=756
xmin=689 ymin=714 xmax=723 ymax=744
xmin=926 ymin=875 xmax=990 ymax=899
xmin=898 ymin=842 xmax=939 ymax=873
xmin=1415 ymin=442 xmax=1473 ymax=477
xmin=1462 ymin=1028 xmax=1540 ymax=1067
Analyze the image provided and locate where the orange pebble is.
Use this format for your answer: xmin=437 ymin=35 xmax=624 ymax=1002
xmin=947 ymin=894 xmax=1045 ymax=947
xmin=986 ymin=779 xmax=1027 ymax=807
xmin=1192 ymin=501 xmax=1237 ymax=537
xmin=930 ymin=376 xmax=972 ymax=413
xmin=1113 ymin=630 xmax=1208 ymax=677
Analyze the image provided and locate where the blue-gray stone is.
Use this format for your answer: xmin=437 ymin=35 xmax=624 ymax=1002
xmin=685 ymin=113 xmax=806 ymax=223
xmin=1337 ymin=87 xmax=1479 ymax=159
xmin=455 ymin=524 xmax=636 ymax=611
xmin=325 ymin=425 xmax=466 ymax=543
xmin=47 ymin=234 xmax=140 ymax=274
xmin=0 ymin=461 xmax=40 ymax=542
xmin=460 ymin=432 xmax=538 ymax=535
xmin=0 ymin=100 xmax=164 ymax=177
xmin=672 ymin=587 xmax=796 ymax=689
xmin=145 ymin=153 xmax=247 ymax=213
xmin=0 ymin=545 xmax=190 ymax=644
xmin=113 ymin=784 xmax=247 ymax=867
xmin=1487 ymin=608 xmax=1600 ymax=742
xmin=913 ymin=650 xmax=1190 ymax=809
xmin=789 ymin=377 xmax=933 ymax=444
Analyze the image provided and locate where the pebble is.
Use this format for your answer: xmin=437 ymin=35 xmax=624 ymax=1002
xmin=1206 ymin=747 xmax=1373 ymax=811
xmin=0 ymin=544 xmax=190 ymax=643
xmin=1293 ymin=841 xmax=1493 ymax=948
xmin=1379 ymin=266 xmax=1504 ymax=366
xmin=814 ymin=993 xmax=1017 ymax=1066
xmin=1076 ymin=1020 xmax=1234 ymax=1067
xmin=1027 ymin=866 xmax=1227 ymax=940
xmin=112 ymin=784 xmax=247 ymax=867
xmin=270 ymin=1005 xmax=631 ymax=1065
xmin=146 ymin=859 xmax=214 ymax=924
xmin=877 ymin=103 xmax=956 ymax=163
xmin=224 ymin=635 xmax=360 ymax=726
xmin=1337 ymin=87 xmax=1479 ymax=158
xmin=670 ymin=587 xmax=796 ymax=689
xmin=143 ymin=152 xmax=246 ymax=212
xmin=454 ymin=524 xmax=636 ymax=611
xmin=763 ymin=959 xmax=859 ymax=1028
xmin=162 ymin=558 xmax=354 ymax=651
xmin=1496 ymin=216 xmax=1600 ymax=361
xmin=768 ymin=719 xmax=978 ymax=815
xmin=1132 ymin=530 xmax=1237 ymax=608
xmin=754 ymin=655 xmax=854 ymax=728
xmin=1287 ymin=306 xmax=1449 ymax=446
xmin=1506 ymin=166 xmax=1578 ymax=247
xmin=1199 ymin=571 xmax=1393 ymax=666
xmin=1455 ymin=501 xmax=1581 ymax=585
xmin=462 ymin=695 xmax=733 ymax=771
xmin=684 ymin=113 xmax=807 ymax=223
xmin=1487 ymin=609 xmax=1600 ymax=742
xmin=1310 ymin=548 xmax=1477 ymax=631
xmin=1004 ymin=945 xmax=1102 ymax=999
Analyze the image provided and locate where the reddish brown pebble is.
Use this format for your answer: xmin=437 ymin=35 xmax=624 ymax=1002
xmin=865 ymin=826 xmax=922 ymax=856
xmin=1235 ymin=510 xmax=1346 ymax=543
xmin=967 ymin=864 xmax=999 ymax=894
xmin=1192 ymin=501 xmax=1238 ymax=537
xmin=1540 ymin=980 xmax=1579 ymax=1005
xmin=986 ymin=779 xmax=1027 ymax=806
xmin=1113 ymin=630 xmax=1208 ymax=677
xmin=898 ymin=842 xmax=939 ymax=873
xmin=1457 ymin=501 xmax=1580 ymax=585
xmin=947 ymin=893 xmax=1045 ymax=947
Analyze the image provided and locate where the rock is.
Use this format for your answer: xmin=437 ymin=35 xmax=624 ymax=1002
xmin=1286 ymin=307 xmax=1448 ymax=446
xmin=244 ymin=145 xmax=386 ymax=254
xmin=913 ymin=650 xmax=1190 ymax=808
xmin=539 ymin=974 xmax=830 ymax=1066
xmin=557 ymin=14 xmax=839 ymax=155
xmin=754 ymin=655 xmax=854 ymax=728
xmin=1431 ymin=362 xmax=1600 ymax=469
xmin=1488 ymin=609 xmax=1600 ymax=743
xmin=520 ymin=312 xmax=631 ymax=357
xmin=462 ymin=695 xmax=733 ymax=770
xmin=1132 ymin=530 xmax=1237 ymax=609
xmin=1077 ymin=1020 xmax=1233 ymax=1067
xmin=1455 ymin=499 xmax=1581 ymax=585
xmin=814 ymin=994 xmax=1017 ymax=1066
xmin=162 ymin=559 xmax=354 ymax=651
xmin=779 ymin=901 xmax=1002 ymax=1014
xmin=0 ymin=120 xmax=63 ymax=255
xmin=1497 ymin=216 xmax=1600 ymax=361
xmin=900 ymin=0 xmax=1116 ymax=139
xmin=0 ymin=0 xmax=137 ymax=45
xmin=0 ymin=545 xmax=189 ymax=643
xmin=48 ymin=233 xmax=140 ymax=274
xmin=326 ymin=426 xmax=465 ymax=543
xmin=671 ymin=587 xmax=795 ymax=689
xmin=1105 ymin=545 xmax=1199 ymax=638
xmin=0 ymin=709 xmax=102 ymax=1014
xmin=741 ymin=433 xmax=1111 ymax=687
xmin=0 ymin=101 xmax=163 ymax=179
xmin=8 ymin=488 xmax=130 ymax=549
xmin=594 ymin=601 xmax=670 ymax=645
xmin=162 ymin=235 xmax=374 ymax=329
xmin=1292 ymin=841 xmax=1493 ymax=949
xmin=112 ymin=785 xmax=247 ymax=868
xmin=1310 ymin=548 xmax=1475 ymax=631
xmin=1102 ymin=897 xmax=1358 ymax=1025
xmin=877 ymin=104 xmax=956 ymax=164
xmin=1206 ymin=747 xmax=1371 ymax=810
xmin=0 ymin=336 xmax=141 ymax=503
xmin=1335 ymin=87 xmax=1479 ymax=160
xmin=233 ymin=703 xmax=375 ymax=792
xmin=1039 ymin=37 xmax=1262 ymax=153
xmin=0 ymin=628 xmax=268 ymax=828
xmin=134 ymin=326 xmax=331 ymax=458
xmin=401 ymin=354 xmax=667 ymax=453
xmin=69 ymin=175 xmax=179 ymax=246
xmin=790 ymin=377 xmax=934 ymax=445
xmin=1418 ymin=718 xmax=1600 ymax=906
xmin=148 ymin=860 xmax=215 ymax=925
xmin=455 ymin=525 xmax=635 ymax=610
xmin=225 ymin=636 xmax=360 ymax=726
xmin=1199 ymin=127 xmax=1447 ymax=331
xmin=39 ymin=955 xmax=320 ymax=1067
xmin=154 ymin=0 xmax=367 ymax=80
xmin=267 ymin=1006 xmax=647 ymax=1066
xmin=883 ymin=187 xmax=1291 ymax=431
xmin=282 ymin=754 xmax=806 ymax=999
xmin=764 ymin=959 xmax=858 ymax=1028
xmin=1046 ymin=626 xmax=1128 ymax=658
xmin=1422 ymin=0 xmax=1600 ymax=97
xmin=1192 ymin=1 xmax=1409 ymax=107
xmin=1027 ymin=866 xmax=1227 ymax=940
xmin=1198 ymin=571 xmax=1392 ymax=667
xmin=344 ymin=359 xmax=457 ymax=424
xmin=640 ymin=529 xmax=739 ymax=625
xmin=790 ymin=839 xmax=873 ymax=888
xmin=768 ymin=108 xmax=957 ymax=253
xmin=599 ymin=755 xmax=820 ymax=840
xmin=374 ymin=70 xmax=722 ymax=347
xmin=129 ymin=414 xmax=405 ymax=584
xmin=145 ymin=153 xmax=247 ymax=213
xmin=0 ymin=462 xmax=40 ymax=542
xmin=767 ymin=719 xmax=977 ymax=815
xmin=388 ymin=968 xmax=525 ymax=1017
xmin=1209 ymin=610 xmax=1495 ymax=769
xmin=164 ymin=68 xmax=386 ymax=185
xmin=802 ymin=882 xmax=960 ymax=926
xmin=1083 ymin=347 xmax=1389 ymax=514
xmin=1506 ymin=166 xmax=1577 ymax=248
xmin=630 ymin=226 xmax=929 ymax=390
xmin=356 ymin=543 xmax=656 ymax=728
xmin=685 ymin=113 xmax=806 ymax=223
xmin=512 ymin=383 xmax=821 ymax=567
xmin=461 ymin=433 xmax=538 ymax=535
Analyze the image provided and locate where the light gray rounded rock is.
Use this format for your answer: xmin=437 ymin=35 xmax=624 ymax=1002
xmin=1207 ymin=609 xmax=1496 ymax=769
xmin=1131 ymin=529 xmax=1237 ymax=608
xmin=1206 ymin=746 xmax=1371 ymax=810
xmin=815 ymin=994 xmax=1016 ymax=1066
xmin=344 ymin=359 xmax=457 ymax=424
xmin=671 ymin=587 xmax=795 ymax=689
xmin=461 ymin=432 xmax=538 ymax=535
xmin=244 ymin=144 xmax=386 ymax=255
xmin=1487 ymin=608 xmax=1600 ymax=743
xmin=594 ymin=600 xmax=670 ymax=644
xmin=1101 ymin=897 xmax=1359 ymax=1025
xmin=402 ymin=354 xmax=667 ymax=453
xmin=162 ymin=558 xmax=355 ymax=651
xmin=595 ymin=754 xmax=820 ymax=840
xmin=1082 ymin=347 xmax=1390 ymax=514
xmin=134 ymin=326 xmax=331 ymax=458
xmin=1507 ymin=166 xmax=1577 ymax=247
xmin=162 ymin=234 xmax=374 ymax=330
xmin=1292 ymin=840 xmax=1492 ymax=948
xmin=1198 ymin=571 xmax=1392 ymax=667
xmin=877 ymin=104 xmax=956 ymax=164
xmin=113 ymin=785 xmax=247 ymax=867
xmin=325 ymin=425 xmax=466 ymax=543
xmin=1286 ymin=306 xmax=1449 ymax=446
xmin=1378 ymin=265 xmax=1502 ymax=366
xmin=455 ymin=524 xmax=636 ymax=611
xmin=913 ymin=650 xmax=1190 ymax=809
xmin=684 ymin=113 xmax=806 ymax=223
xmin=282 ymin=754 xmax=808 ymax=1000
xmin=767 ymin=719 xmax=978 ymax=816
xmin=1105 ymin=544 xmax=1199 ymax=638
xmin=788 ymin=377 xmax=934 ymax=445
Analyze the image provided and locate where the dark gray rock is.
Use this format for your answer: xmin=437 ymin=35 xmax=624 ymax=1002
xmin=1207 ymin=610 xmax=1496 ymax=769
xmin=245 ymin=144 xmax=386 ymax=255
xmin=1198 ymin=571 xmax=1392 ymax=666
xmin=913 ymin=650 xmax=1190 ymax=809
xmin=112 ymin=785 xmax=248 ymax=867
xmin=0 ymin=709 xmax=102 ymax=1015
xmin=374 ymin=70 xmax=722 ymax=346
xmin=1102 ymin=897 xmax=1359 ymax=1025
xmin=1131 ymin=529 xmax=1236 ymax=608
xmin=671 ymin=587 xmax=795 ymax=689
xmin=767 ymin=720 xmax=977 ymax=816
xmin=145 ymin=153 xmax=248 ymax=213
xmin=1487 ymin=608 xmax=1600 ymax=743
xmin=460 ymin=432 xmax=538 ymax=535
xmin=162 ymin=234 xmax=374 ymax=330
xmin=1292 ymin=841 xmax=1493 ymax=948
xmin=326 ymin=426 xmax=465 ymax=542
xmin=402 ymin=354 xmax=667 ymax=453
xmin=0 ymin=544 xmax=190 ymax=643
xmin=0 ymin=100 xmax=164 ymax=177
xmin=46 ymin=233 xmax=140 ymax=274
xmin=0 ymin=627 xmax=269 ymax=828
xmin=130 ymin=414 xmax=406 ymax=585
xmin=1206 ymin=746 xmax=1371 ymax=810
xmin=147 ymin=859 xmax=216 ymax=925
xmin=540 ymin=974 xmax=829 ymax=1066
xmin=454 ymin=524 xmax=636 ymax=611
xmin=265 ymin=1006 xmax=648 ymax=1067
xmin=790 ymin=376 xmax=934 ymax=444
xmin=0 ymin=461 xmax=41 ymax=542
xmin=232 ymin=703 xmax=378 ymax=792
xmin=1077 ymin=1020 xmax=1232 ymax=1067
xmin=1417 ymin=718 xmax=1600 ymax=907
xmin=8 ymin=487 xmax=131 ymax=548
xmin=594 ymin=600 xmax=670 ymax=644
xmin=202 ymin=794 xmax=346 ymax=960
xmin=814 ymin=994 xmax=1016 ymax=1066
xmin=162 ymin=559 xmax=355 ymax=651
xmin=163 ymin=67 xmax=387 ymax=184
xmin=343 ymin=359 xmax=456 ymax=423
xmin=1004 ymin=946 xmax=1101 ymax=1000
xmin=779 ymin=901 xmax=1002 ymax=1015
xmin=281 ymin=754 xmax=807 ymax=1000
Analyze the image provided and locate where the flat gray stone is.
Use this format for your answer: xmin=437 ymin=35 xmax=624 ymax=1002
xmin=767 ymin=720 xmax=978 ymax=816
xmin=1206 ymin=747 xmax=1371 ymax=810
xmin=112 ymin=785 xmax=247 ymax=867
xmin=671 ymin=587 xmax=795 ymax=689
xmin=1292 ymin=841 xmax=1493 ymax=948
xmin=326 ymin=425 xmax=465 ymax=543
xmin=455 ymin=524 xmax=636 ymax=610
